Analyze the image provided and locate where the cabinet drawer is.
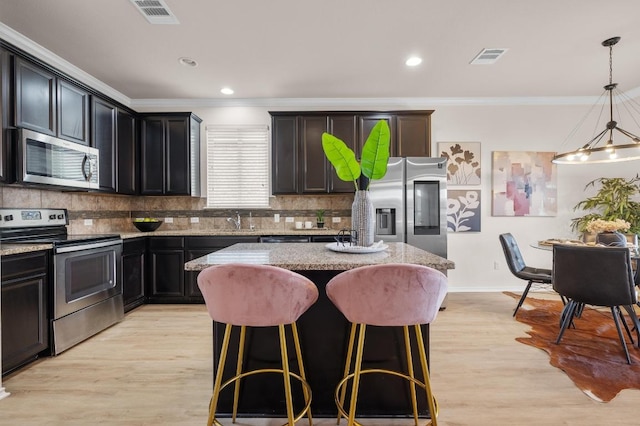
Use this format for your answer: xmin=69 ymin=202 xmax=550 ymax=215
xmin=186 ymin=236 xmax=259 ymax=249
xmin=148 ymin=237 xmax=184 ymax=250
xmin=1 ymin=251 xmax=48 ymax=280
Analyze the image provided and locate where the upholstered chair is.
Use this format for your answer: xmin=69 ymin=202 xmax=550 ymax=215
xmin=326 ymin=263 xmax=448 ymax=426
xmin=499 ymin=233 xmax=554 ymax=316
xmin=197 ymin=263 xmax=319 ymax=426
xmin=553 ymin=244 xmax=640 ymax=364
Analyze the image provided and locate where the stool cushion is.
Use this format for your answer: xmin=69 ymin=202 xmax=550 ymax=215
xmin=197 ymin=263 xmax=319 ymax=326
xmin=326 ymin=264 xmax=448 ymax=326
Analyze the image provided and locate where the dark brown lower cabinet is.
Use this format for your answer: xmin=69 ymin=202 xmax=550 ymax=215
xmin=122 ymin=238 xmax=145 ymax=312
xmin=184 ymin=236 xmax=260 ymax=301
xmin=1 ymin=250 xmax=49 ymax=375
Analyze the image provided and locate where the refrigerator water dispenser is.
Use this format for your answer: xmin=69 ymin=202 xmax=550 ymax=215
xmin=376 ymin=208 xmax=395 ymax=235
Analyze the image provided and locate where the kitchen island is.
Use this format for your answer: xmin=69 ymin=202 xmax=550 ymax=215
xmin=185 ymin=242 xmax=454 ymax=418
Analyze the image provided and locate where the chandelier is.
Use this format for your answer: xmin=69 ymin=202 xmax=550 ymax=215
xmin=552 ymin=37 xmax=640 ymax=164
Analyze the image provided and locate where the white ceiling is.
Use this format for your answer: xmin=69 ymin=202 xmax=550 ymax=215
xmin=1 ymin=0 xmax=640 ymax=104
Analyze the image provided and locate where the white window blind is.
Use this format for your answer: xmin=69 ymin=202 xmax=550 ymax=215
xmin=206 ymin=125 xmax=270 ymax=208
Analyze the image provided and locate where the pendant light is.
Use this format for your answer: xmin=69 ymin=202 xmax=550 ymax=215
xmin=552 ymin=37 xmax=640 ymax=164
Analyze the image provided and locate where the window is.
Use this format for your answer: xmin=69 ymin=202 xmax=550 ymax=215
xmin=206 ymin=125 xmax=270 ymax=208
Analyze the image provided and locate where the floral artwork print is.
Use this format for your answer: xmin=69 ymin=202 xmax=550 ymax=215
xmin=438 ymin=142 xmax=481 ymax=185
xmin=447 ymin=190 xmax=481 ymax=232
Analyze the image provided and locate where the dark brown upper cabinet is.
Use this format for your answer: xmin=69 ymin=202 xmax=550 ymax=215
xmin=140 ymin=113 xmax=201 ymax=196
xmin=271 ymin=115 xmax=298 ymax=194
xmin=270 ymin=111 xmax=432 ymax=195
xmin=92 ymin=97 xmax=117 ymax=192
xmin=396 ymin=113 xmax=432 ymax=157
xmin=0 ymin=48 xmax=12 ymax=183
xmin=14 ymin=57 xmax=56 ymax=136
xmin=57 ymin=78 xmax=89 ymax=145
xmin=116 ymin=109 xmax=137 ymax=195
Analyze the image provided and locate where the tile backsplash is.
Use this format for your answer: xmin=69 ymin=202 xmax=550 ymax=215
xmin=0 ymin=185 xmax=353 ymax=233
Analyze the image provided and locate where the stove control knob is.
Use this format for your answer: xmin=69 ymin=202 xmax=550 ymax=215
xmin=57 ymin=214 xmax=64 ymax=219
xmin=49 ymin=214 xmax=56 ymax=220
xmin=4 ymin=214 xmax=13 ymax=222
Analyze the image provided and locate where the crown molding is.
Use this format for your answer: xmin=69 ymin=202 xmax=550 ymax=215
xmin=0 ymin=23 xmax=131 ymax=107
xmin=131 ymin=95 xmax=615 ymax=110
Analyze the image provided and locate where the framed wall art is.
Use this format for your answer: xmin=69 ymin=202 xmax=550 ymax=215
xmin=447 ymin=189 xmax=481 ymax=232
xmin=437 ymin=142 xmax=481 ymax=186
xmin=491 ymin=151 xmax=557 ymax=217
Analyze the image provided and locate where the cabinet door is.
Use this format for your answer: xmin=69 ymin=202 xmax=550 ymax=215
xmin=116 ymin=109 xmax=137 ymax=194
xmin=271 ymin=115 xmax=298 ymax=194
xmin=327 ymin=115 xmax=358 ymax=193
xmin=165 ymin=117 xmax=189 ymax=195
xmin=92 ymin=97 xmax=117 ymax=191
xmin=57 ymin=79 xmax=89 ymax=145
xmin=1 ymin=251 xmax=49 ymax=375
xmin=141 ymin=117 xmax=165 ymax=194
xmin=357 ymin=114 xmax=396 ymax=157
xmin=122 ymin=238 xmax=145 ymax=312
xmin=15 ymin=57 xmax=56 ymax=136
xmin=148 ymin=250 xmax=185 ymax=298
xmin=0 ymin=48 xmax=10 ymax=183
xmin=396 ymin=113 xmax=432 ymax=157
xmin=299 ymin=115 xmax=328 ymax=193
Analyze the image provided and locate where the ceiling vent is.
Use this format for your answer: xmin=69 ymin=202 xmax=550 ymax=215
xmin=470 ymin=48 xmax=508 ymax=65
xmin=130 ymin=0 xmax=179 ymax=24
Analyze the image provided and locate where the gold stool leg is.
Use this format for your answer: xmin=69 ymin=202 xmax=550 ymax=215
xmin=208 ymin=323 xmax=232 ymax=426
xmin=337 ymin=323 xmax=357 ymax=425
xmin=232 ymin=325 xmax=246 ymax=423
xmin=347 ymin=324 xmax=366 ymax=426
xmin=279 ymin=324 xmax=295 ymax=425
xmin=291 ymin=321 xmax=313 ymax=426
xmin=403 ymin=326 xmax=419 ymax=426
xmin=414 ymin=325 xmax=438 ymax=426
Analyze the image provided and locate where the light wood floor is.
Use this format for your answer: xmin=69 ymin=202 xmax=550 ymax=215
xmin=1 ymin=292 xmax=639 ymax=425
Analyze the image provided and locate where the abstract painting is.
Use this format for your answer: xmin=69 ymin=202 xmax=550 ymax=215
xmin=447 ymin=190 xmax=481 ymax=232
xmin=438 ymin=142 xmax=481 ymax=185
xmin=492 ymin=151 xmax=557 ymax=217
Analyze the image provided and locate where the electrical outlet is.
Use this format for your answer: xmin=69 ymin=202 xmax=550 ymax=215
xmin=274 ymin=213 xmax=280 ymax=223
xmin=165 ymin=217 xmax=174 ymax=223
xmin=494 ymin=261 xmax=500 ymax=270
xmin=83 ymin=219 xmax=93 ymax=226
xmin=285 ymin=217 xmax=294 ymax=223
xmin=190 ymin=217 xmax=199 ymax=223
xmin=332 ymin=217 xmax=341 ymax=223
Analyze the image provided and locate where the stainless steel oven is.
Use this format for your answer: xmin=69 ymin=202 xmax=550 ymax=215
xmin=0 ymin=208 xmax=123 ymax=355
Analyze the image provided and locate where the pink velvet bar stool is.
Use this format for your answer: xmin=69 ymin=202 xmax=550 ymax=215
xmin=197 ymin=263 xmax=319 ymax=426
xmin=326 ymin=263 xmax=448 ymax=426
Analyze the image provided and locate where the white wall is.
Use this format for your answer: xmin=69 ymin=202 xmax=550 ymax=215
xmin=161 ymin=101 xmax=639 ymax=292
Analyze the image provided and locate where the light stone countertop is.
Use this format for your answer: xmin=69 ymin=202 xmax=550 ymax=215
xmin=0 ymin=243 xmax=53 ymax=256
xmin=184 ymin=242 xmax=455 ymax=272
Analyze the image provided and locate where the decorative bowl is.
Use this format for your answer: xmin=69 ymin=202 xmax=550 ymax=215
xmin=132 ymin=220 xmax=163 ymax=232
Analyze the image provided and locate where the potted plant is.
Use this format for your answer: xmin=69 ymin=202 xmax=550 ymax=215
xmin=571 ymin=175 xmax=640 ymax=238
xmin=322 ymin=120 xmax=390 ymax=246
xmin=316 ymin=210 xmax=325 ymax=229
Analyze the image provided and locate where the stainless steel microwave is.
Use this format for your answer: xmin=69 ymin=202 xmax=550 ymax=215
xmin=17 ymin=128 xmax=99 ymax=190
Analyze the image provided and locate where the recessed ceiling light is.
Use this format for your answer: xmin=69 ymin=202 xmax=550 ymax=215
xmin=178 ymin=57 xmax=198 ymax=67
xmin=405 ymin=56 xmax=422 ymax=67
xmin=220 ymin=87 xmax=234 ymax=95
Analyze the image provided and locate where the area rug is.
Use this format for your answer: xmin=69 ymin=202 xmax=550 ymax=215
xmin=506 ymin=292 xmax=640 ymax=402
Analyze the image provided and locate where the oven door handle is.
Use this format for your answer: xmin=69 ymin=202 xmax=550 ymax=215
xmin=55 ymin=240 xmax=122 ymax=254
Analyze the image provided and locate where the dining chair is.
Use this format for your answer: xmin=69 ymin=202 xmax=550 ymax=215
xmin=499 ymin=233 xmax=553 ymax=316
xmin=326 ymin=263 xmax=448 ymax=426
xmin=197 ymin=263 xmax=318 ymax=426
xmin=552 ymin=244 xmax=640 ymax=364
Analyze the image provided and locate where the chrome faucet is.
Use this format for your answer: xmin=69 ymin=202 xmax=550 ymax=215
xmin=226 ymin=211 xmax=241 ymax=230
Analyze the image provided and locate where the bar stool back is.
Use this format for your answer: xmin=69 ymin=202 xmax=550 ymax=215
xmin=198 ymin=263 xmax=319 ymax=426
xmin=326 ymin=263 xmax=448 ymax=426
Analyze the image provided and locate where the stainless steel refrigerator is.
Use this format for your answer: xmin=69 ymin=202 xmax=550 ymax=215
xmin=369 ymin=157 xmax=448 ymax=258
